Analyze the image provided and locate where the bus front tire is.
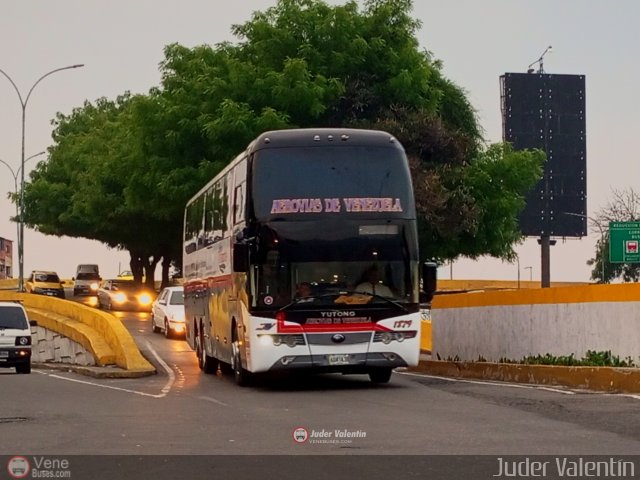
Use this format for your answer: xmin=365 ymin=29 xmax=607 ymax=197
xmin=232 ymin=334 xmax=252 ymax=387
xmin=368 ymin=368 xmax=392 ymax=384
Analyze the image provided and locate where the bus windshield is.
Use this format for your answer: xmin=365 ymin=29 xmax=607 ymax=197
xmin=251 ymin=222 xmax=418 ymax=308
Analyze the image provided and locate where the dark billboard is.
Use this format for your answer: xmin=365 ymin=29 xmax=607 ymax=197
xmin=501 ymin=72 xmax=586 ymax=237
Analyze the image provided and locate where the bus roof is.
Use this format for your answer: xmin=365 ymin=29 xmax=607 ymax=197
xmin=186 ymin=128 xmax=406 ymax=207
xmin=248 ymin=128 xmax=402 ymax=153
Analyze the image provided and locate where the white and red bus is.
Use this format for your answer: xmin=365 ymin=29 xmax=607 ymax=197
xmin=183 ymin=128 xmax=436 ymax=385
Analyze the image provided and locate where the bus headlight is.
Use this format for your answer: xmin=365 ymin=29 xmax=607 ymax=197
xmin=373 ymin=331 xmax=417 ymax=344
xmin=379 ymin=332 xmax=393 ymax=344
xmin=258 ymin=334 xmax=305 ymax=347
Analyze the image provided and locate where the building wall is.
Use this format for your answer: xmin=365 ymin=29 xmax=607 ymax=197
xmin=0 ymin=237 xmax=13 ymax=279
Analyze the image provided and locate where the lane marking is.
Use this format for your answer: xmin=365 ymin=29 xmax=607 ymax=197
xmin=146 ymin=340 xmax=176 ymax=396
xmin=403 ymin=372 xmax=640 ymax=400
xmin=197 ymin=395 xmax=229 ymax=407
xmin=44 ymin=373 xmax=165 ymax=398
xmin=398 ymin=371 xmax=576 ymax=395
xmin=32 ymin=341 xmax=176 ymax=399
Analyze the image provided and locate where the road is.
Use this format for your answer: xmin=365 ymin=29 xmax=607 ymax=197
xmin=2 ymin=296 xmax=640 ymax=458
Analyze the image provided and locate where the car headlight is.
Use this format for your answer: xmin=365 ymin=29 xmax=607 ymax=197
xmin=33 ymin=287 xmax=44 ymax=293
xmin=137 ymin=293 xmax=152 ymax=306
xmin=114 ymin=292 xmax=127 ymax=303
xmin=90 ymin=283 xmax=99 ymax=291
xmin=15 ymin=336 xmax=31 ymax=346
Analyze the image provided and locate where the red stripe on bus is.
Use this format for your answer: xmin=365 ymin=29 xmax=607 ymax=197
xmin=277 ymin=320 xmax=392 ymax=333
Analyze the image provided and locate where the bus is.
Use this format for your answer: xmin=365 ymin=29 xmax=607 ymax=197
xmin=183 ymin=128 xmax=436 ymax=386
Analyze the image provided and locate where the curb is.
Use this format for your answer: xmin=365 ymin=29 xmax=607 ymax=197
xmin=409 ymin=360 xmax=640 ymax=393
xmin=34 ymin=362 xmax=156 ymax=379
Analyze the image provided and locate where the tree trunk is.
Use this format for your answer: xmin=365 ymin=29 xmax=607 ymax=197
xmin=130 ymin=251 xmax=145 ymax=284
xmin=161 ymin=256 xmax=171 ymax=290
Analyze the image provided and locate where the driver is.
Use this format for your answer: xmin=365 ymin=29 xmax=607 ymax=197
xmin=295 ymin=282 xmax=314 ymax=303
xmin=355 ymin=265 xmax=394 ymax=297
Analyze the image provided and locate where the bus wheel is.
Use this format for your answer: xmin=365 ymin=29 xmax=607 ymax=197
xmin=219 ymin=361 xmax=233 ymax=375
xmin=231 ymin=333 xmax=252 ymax=387
xmin=368 ymin=368 xmax=392 ymax=384
xmin=196 ymin=328 xmax=204 ymax=370
xmin=199 ymin=332 xmax=218 ymax=374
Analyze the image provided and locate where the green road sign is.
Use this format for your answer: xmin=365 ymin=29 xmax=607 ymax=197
xmin=609 ymin=221 xmax=640 ymax=263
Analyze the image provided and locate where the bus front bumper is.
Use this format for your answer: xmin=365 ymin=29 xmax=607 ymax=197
xmin=268 ymin=352 xmax=408 ymax=372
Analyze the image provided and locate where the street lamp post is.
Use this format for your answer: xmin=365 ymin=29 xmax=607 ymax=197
xmin=0 ymin=64 xmax=84 ymax=291
xmin=0 ymin=152 xmax=46 ymax=277
xmin=525 ymin=266 xmax=533 ymax=282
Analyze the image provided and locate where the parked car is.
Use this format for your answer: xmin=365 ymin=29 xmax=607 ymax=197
xmin=97 ymin=279 xmax=154 ymax=312
xmin=151 ymin=286 xmax=185 ymax=338
xmin=0 ymin=301 xmax=37 ymax=374
xmin=25 ymin=270 xmax=65 ymax=298
xmin=117 ymin=270 xmax=134 ymax=280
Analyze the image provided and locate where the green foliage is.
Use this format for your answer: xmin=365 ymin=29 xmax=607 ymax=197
xmin=20 ymin=0 xmax=545 ymax=284
xmin=413 ymin=143 xmax=545 ymax=261
xmin=498 ymin=351 xmax=637 ymax=368
xmin=587 ymin=188 xmax=640 ymax=283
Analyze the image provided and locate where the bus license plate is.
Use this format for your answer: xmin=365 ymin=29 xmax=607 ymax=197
xmin=327 ymin=354 xmax=349 ymax=365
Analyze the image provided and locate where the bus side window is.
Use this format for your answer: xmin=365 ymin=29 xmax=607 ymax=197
xmin=234 ymin=183 xmax=245 ymax=225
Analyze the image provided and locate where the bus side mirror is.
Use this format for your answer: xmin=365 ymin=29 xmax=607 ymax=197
xmin=233 ymin=243 xmax=249 ymax=272
xmin=421 ymin=261 xmax=437 ymax=303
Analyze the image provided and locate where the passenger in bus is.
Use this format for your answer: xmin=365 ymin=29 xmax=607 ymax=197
xmin=355 ymin=265 xmax=394 ymax=297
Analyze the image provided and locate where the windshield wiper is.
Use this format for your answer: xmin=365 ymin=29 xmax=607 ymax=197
xmin=278 ymin=291 xmax=408 ymax=314
xmin=344 ymin=290 xmax=409 ymax=313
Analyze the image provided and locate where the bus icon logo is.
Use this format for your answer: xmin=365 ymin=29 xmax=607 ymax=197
xmin=292 ymin=427 xmax=309 ymax=443
xmin=626 ymin=240 xmax=638 ymax=254
xmin=7 ymin=456 xmax=30 ymax=479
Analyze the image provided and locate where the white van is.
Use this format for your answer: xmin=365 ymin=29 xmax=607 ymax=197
xmin=73 ymin=264 xmax=101 ymax=296
xmin=0 ymin=301 xmax=36 ymax=374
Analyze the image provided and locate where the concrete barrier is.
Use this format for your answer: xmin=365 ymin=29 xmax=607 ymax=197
xmin=27 ymin=307 xmax=115 ymax=366
xmin=0 ymin=291 xmax=154 ymax=373
xmin=410 ymin=360 xmax=640 ymax=394
xmin=32 ymin=324 xmax=97 ymax=366
xmin=0 ymin=278 xmax=18 ymax=290
xmin=431 ymin=284 xmax=640 ymax=363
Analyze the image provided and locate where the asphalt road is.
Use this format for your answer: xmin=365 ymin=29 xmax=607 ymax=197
xmin=2 ymin=296 xmax=640 ymax=458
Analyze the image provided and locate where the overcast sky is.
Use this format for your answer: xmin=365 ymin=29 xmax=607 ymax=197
xmin=1 ymin=0 xmax=638 ymax=281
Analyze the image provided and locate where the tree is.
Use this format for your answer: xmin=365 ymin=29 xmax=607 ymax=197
xmin=587 ymin=187 xmax=640 ymax=283
xmin=21 ymin=0 xmax=544 ymax=285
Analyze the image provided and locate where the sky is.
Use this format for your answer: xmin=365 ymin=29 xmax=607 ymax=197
xmin=1 ymin=0 xmax=638 ymax=282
